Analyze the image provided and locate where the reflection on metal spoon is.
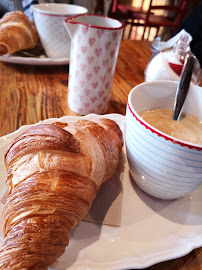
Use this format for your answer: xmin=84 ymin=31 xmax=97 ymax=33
xmin=172 ymin=53 xmax=195 ymax=121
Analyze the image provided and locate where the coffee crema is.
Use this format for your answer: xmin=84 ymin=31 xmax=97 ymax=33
xmin=140 ymin=109 xmax=202 ymax=145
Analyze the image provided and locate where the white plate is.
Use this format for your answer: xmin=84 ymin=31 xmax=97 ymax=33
xmin=0 ymin=54 xmax=69 ymax=66
xmin=0 ymin=113 xmax=202 ymax=270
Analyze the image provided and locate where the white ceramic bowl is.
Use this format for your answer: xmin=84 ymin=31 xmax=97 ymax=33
xmin=126 ymin=80 xmax=202 ymax=200
xmin=33 ymin=4 xmax=88 ymax=58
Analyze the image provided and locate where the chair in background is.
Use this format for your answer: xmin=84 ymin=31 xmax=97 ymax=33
xmin=111 ymin=0 xmax=147 ymax=39
xmin=111 ymin=0 xmax=188 ymax=40
xmin=130 ymin=0 xmax=188 ymax=40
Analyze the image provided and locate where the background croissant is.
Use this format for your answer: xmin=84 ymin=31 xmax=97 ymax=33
xmin=0 ymin=11 xmax=38 ymax=56
xmin=0 ymin=118 xmax=123 ymax=269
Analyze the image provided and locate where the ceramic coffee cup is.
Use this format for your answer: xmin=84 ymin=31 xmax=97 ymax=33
xmin=126 ymin=80 xmax=202 ymax=200
xmin=33 ymin=3 xmax=88 ymax=58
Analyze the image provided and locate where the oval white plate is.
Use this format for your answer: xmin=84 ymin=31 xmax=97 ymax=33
xmin=0 ymin=113 xmax=202 ymax=270
xmin=0 ymin=54 xmax=69 ymax=66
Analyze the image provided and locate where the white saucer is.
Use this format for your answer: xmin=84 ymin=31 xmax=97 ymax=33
xmin=0 ymin=54 xmax=69 ymax=66
xmin=0 ymin=114 xmax=202 ymax=270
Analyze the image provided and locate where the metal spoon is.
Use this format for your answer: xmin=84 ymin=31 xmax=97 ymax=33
xmin=172 ymin=53 xmax=195 ymax=121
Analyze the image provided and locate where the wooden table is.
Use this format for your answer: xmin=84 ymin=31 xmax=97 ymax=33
xmin=0 ymin=39 xmax=201 ymax=269
xmin=0 ymin=39 xmax=152 ymax=136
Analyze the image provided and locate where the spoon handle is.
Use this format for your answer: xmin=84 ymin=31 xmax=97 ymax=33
xmin=172 ymin=53 xmax=195 ymax=121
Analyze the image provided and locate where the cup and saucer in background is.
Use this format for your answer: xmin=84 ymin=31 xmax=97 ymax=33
xmin=33 ymin=3 xmax=88 ymax=59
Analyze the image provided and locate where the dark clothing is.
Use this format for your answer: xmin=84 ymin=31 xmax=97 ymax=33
xmin=176 ymin=1 xmax=202 ymax=67
xmin=0 ymin=0 xmax=23 ymax=17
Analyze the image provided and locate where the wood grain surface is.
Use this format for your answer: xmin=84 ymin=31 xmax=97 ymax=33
xmin=0 ymin=39 xmax=202 ymax=270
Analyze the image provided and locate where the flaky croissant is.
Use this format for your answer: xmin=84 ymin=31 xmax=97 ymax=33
xmin=0 ymin=118 xmax=123 ymax=269
xmin=0 ymin=11 xmax=38 ymax=56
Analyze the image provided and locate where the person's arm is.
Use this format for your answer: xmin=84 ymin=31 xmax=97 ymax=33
xmin=22 ymin=0 xmax=39 ymax=21
xmin=0 ymin=0 xmax=23 ymax=18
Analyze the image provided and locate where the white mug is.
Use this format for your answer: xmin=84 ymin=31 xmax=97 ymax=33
xmin=33 ymin=4 xmax=88 ymax=58
xmin=126 ymin=80 xmax=202 ymax=200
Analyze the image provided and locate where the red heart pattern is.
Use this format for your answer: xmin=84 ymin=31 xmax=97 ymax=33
xmin=87 ymin=56 xmax=94 ymax=65
xmin=92 ymin=82 xmax=98 ymax=89
xmin=105 ymin=41 xmax=111 ymax=50
xmin=110 ymin=49 xmax=115 ymax=58
xmin=68 ymin=24 xmax=123 ymax=115
xmin=86 ymin=73 xmax=93 ymax=80
xmin=89 ymin=37 xmax=96 ymax=47
xmin=97 ymin=29 xmax=104 ymax=38
xmin=82 ymin=26 xmax=88 ymax=36
xmin=103 ymin=59 xmax=108 ymax=67
xmin=91 ymin=97 xmax=97 ymax=103
xmin=95 ymin=48 xmax=102 ymax=57
xmin=85 ymin=88 xmax=91 ymax=95
xmin=100 ymin=75 xmax=106 ymax=83
xmin=93 ymin=66 xmax=100 ymax=74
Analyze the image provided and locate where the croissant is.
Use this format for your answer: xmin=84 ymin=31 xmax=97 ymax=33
xmin=0 ymin=118 xmax=123 ymax=269
xmin=0 ymin=11 xmax=38 ymax=56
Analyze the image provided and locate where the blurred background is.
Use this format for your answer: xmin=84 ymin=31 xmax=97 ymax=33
xmin=0 ymin=0 xmax=201 ymax=65
xmin=0 ymin=0 xmax=201 ymax=41
xmin=109 ymin=0 xmax=202 ymax=41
